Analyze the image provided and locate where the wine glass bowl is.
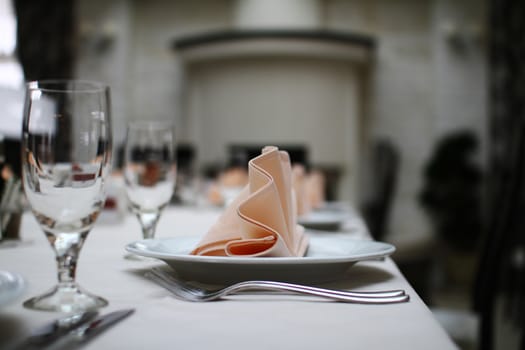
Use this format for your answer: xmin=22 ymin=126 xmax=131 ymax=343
xmin=124 ymin=122 xmax=176 ymax=241
xmin=22 ymin=80 xmax=112 ymax=312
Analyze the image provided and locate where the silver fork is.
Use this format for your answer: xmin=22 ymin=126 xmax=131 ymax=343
xmin=146 ymin=268 xmax=409 ymax=304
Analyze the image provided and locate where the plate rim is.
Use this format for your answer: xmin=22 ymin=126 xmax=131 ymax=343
xmin=125 ymin=236 xmax=395 ymax=265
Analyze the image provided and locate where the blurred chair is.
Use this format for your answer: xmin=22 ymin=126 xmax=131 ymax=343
xmin=2 ymin=138 xmax=21 ymax=178
xmin=177 ymin=143 xmax=197 ymax=176
xmin=361 ymin=139 xmax=400 ymax=241
xmin=475 ymin=0 xmax=525 ymax=345
xmin=471 ymin=128 xmax=525 ymax=350
xmin=173 ymin=143 xmax=197 ymax=205
xmin=227 ymin=144 xmax=309 ymax=169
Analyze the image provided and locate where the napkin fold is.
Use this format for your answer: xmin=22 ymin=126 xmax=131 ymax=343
xmin=191 ymin=146 xmax=309 ymax=257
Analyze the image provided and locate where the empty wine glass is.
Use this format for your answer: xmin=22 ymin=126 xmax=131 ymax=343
xmin=22 ymin=80 xmax=112 ymax=312
xmin=124 ymin=122 xmax=176 ymax=243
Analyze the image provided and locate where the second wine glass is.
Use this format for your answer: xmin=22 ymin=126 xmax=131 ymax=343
xmin=124 ymin=122 xmax=176 ymax=241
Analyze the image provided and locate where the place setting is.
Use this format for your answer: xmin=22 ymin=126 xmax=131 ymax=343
xmin=1 ymin=78 xmax=409 ymax=350
xmin=124 ymin=145 xmax=408 ymax=303
xmin=287 ymin=164 xmax=369 ymax=236
xmin=0 ymin=80 xmax=409 ymax=350
xmin=0 ymin=0 xmax=493 ymax=345
xmin=0 ymin=70 xmax=461 ymax=348
xmin=292 ymin=165 xmax=351 ymax=232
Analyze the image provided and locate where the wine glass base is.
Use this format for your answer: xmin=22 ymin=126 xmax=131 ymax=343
xmin=23 ymin=283 xmax=108 ymax=313
xmin=0 ymin=239 xmax=33 ymax=249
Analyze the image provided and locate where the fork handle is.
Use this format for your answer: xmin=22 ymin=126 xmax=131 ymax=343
xmin=248 ymin=280 xmax=406 ymax=298
xmin=225 ymin=281 xmax=410 ymax=304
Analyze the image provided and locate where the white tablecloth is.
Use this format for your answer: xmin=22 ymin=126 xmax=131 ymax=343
xmin=0 ymin=207 xmax=457 ymax=349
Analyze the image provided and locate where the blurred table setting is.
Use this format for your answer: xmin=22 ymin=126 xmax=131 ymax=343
xmin=0 ymin=141 xmax=457 ymax=349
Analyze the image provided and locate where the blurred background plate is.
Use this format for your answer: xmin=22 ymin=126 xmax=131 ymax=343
xmin=0 ymin=270 xmax=25 ymax=308
xmin=298 ymin=211 xmax=348 ymax=231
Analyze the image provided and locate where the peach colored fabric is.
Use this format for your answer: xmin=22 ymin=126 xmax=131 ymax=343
xmin=292 ymin=165 xmax=326 ymax=216
xmin=206 ymin=167 xmax=248 ymax=206
xmin=306 ymin=169 xmax=325 ymax=210
xmin=219 ymin=167 xmax=248 ymax=187
xmin=191 ymin=146 xmax=309 ymax=257
xmin=292 ymin=164 xmax=311 ymax=216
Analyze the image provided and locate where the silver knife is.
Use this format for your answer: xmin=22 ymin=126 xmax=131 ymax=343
xmin=45 ymin=308 xmax=135 ymax=350
xmin=13 ymin=311 xmax=99 ymax=349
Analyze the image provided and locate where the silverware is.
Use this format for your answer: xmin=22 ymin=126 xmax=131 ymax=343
xmin=15 ymin=308 xmax=135 ymax=350
xmin=13 ymin=311 xmax=98 ymax=349
xmin=146 ymin=268 xmax=409 ymax=304
xmin=45 ymin=308 xmax=135 ymax=350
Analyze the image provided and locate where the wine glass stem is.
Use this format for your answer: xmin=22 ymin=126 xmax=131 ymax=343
xmin=45 ymin=230 xmax=89 ymax=285
xmin=137 ymin=212 xmax=161 ymax=239
xmin=57 ymin=257 xmax=76 ymax=285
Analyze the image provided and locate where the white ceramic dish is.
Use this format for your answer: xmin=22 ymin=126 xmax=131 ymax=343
xmin=126 ymin=235 xmax=395 ymax=284
xmin=298 ymin=211 xmax=348 ymax=231
xmin=0 ymin=271 xmax=25 ymax=308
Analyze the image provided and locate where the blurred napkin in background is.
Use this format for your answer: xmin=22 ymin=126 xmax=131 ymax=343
xmin=292 ymin=164 xmax=311 ymax=216
xmin=206 ymin=165 xmax=249 ymax=207
xmin=305 ymin=169 xmax=326 ymax=210
xmin=292 ymin=165 xmax=326 ymax=216
xmin=191 ymin=146 xmax=309 ymax=257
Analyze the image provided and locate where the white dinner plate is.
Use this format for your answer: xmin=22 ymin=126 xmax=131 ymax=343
xmin=298 ymin=211 xmax=348 ymax=231
xmin=126 ymin=235 xmax=395 ymax=284
xmin=0 ymin=271 xmax=25 ymax=308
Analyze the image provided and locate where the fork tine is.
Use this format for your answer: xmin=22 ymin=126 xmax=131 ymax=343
xmin=146 ymin=271 xmax=199 ymax=301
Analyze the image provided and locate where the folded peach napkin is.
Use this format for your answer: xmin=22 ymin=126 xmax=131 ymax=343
xmin=191 ymin=146 xmax=309 ymax=257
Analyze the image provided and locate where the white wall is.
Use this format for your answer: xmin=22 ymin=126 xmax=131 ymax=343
xmin=325 ymin=0 xmax=486 ymax=244
xmin=184 ymin=57 xmax=361 ymax=199
xmin=75 ymin=0 xmax=487 ymax=243
xmin=431 ymin=0 xmax=487 ymax=160
xmin=75 ymin=0 xmax=234 ymax=146
xmin=75 ymin=0 xmax=133 ymax=145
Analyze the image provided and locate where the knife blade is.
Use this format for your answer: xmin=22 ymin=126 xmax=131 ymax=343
xmin=46 ymin=308 xmax=135 ymax=350
xmin=14 ymin=311 xmax=99 ymax=349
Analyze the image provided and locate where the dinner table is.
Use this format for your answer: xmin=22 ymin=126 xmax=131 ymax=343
xmin=0 ymin=204 xmax=458 ymax=350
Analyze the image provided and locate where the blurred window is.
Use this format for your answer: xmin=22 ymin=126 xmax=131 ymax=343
xmin=0 ymin=0 xmax=24 ymax=88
